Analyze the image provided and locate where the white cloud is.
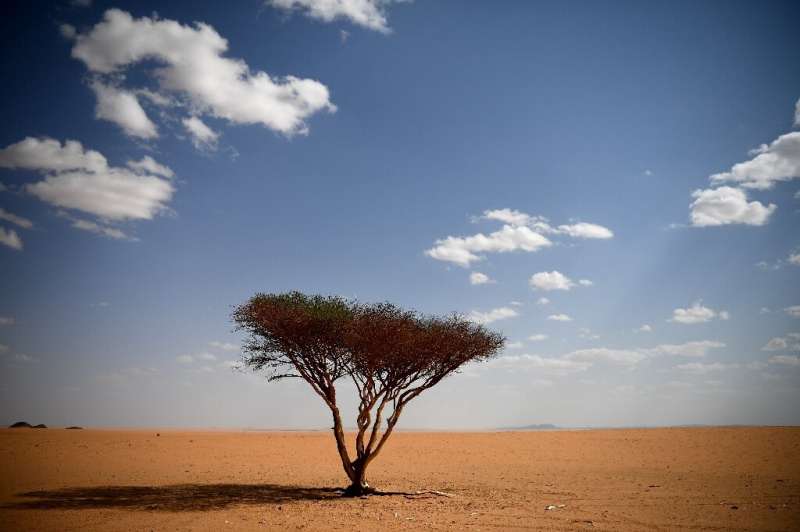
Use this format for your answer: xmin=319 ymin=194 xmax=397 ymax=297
xmin=556 ymin=222 xmax=613 ymax=239
xmin=427 ymin=209 xmax=612 ymax=267
xmin=426 ymin=224 xmax=552 ymax=267
xmin=469 ymin=272 xmax=494 ymax=285
xmin=565 ymin=348 xmax=645 ymax=366
xmin=182 ymin=116 xmax=220 ymax=150
xmin=786 ymin=306 xmax=800 ymax=318
xmin=560 ymin=340 xmax=724 ymax=369
xmin=482 ymin=208 xmax=534 ymax=227
xmin=509 ymin=301 xmax=523 ymax=307
xmin=547 ymin=314 xmax=572 ymax=322
xmin=485 ymin=354 xmax=590 ymax=375
xmin=762 ymin=337 xmax=789 ymax=351
xmin=266 ymin=0 xmax=395 ymax=33
xmin=578 ymin=279 xmax=593 ymax=287
xmin=505 ymin=341 xmax=523 ymax=349
xmin=675 ymin=362 xmax=739 ymax=374
xmin=669 ymin=302 xmax=727 ymax=324
xmin=689 ymin=186 xmax=776 ymax=227
xmin=210 ymin=341 xmax=239 ymax=351
xmin=709 ymin=132 xmax=800 ymax=190
xmin=638 ymin=324 xmax=652 ymax=332
xmin=467 ymin=307 xmax=518 ymax=325
xmin=719 ymin=310 xmax=730 ymax=321
xmin=646 ymin=340 xmax=725 ymax=358
xmin=197 ymin=352 xmax=217 ymax=361
xmin=176 ymin=354 xmax=194 ymax=364
xmin=795 ymin=97 xmax=800 ymax=127
xmin=90 ymin=80 xmax=158 ymax=139
xmin=127 ymin=156 xmax=174 ymax=178
xmin=529 ymin=270 xmax=574 ymax=291
xmin=0 ymin=136 xmax=107 ymax=173
xmin=0 ymin=227 xmax=22 ymax=250
xmin=72 ymin=9 xmax=336 ymax=136
xmin=0 ymin=208 xmax=33 ymax=229
xmin=71 ymin=219 xmax=133 ymax=240
xmin=0 ymin=317 xmax=15 ymax=326
xmin=536 ymin=297 xmax=550 ymax=305
xmin=60 ymin=24 xmax=77 ymax=39
xmin=789 ymin=253 xmax=800 ymax=266
xmin=0 ymin=137 xmax=174 ymax=222
xmin=768 ymin=355 xmax=800 ymax=367
xmin=528 ymin=334 xmax=548 ymax=342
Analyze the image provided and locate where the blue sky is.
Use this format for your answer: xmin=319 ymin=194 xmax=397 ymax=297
xmin=1 ymin=0 xmax=799 ymax=429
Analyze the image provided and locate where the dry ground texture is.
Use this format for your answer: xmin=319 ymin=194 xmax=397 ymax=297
xmin=0 ymin=427 xmax=798 ymax=531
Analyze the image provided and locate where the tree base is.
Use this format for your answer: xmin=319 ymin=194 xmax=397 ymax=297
xmin=342 ymin=483 xmax=377 ymax=497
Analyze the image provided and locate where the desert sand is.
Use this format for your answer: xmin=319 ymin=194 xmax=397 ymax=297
xmin=0 ymin=427 xmax=798 ymax=531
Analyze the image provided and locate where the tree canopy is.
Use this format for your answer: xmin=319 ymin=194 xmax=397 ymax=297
xmin=233 ymin=292 xmax=505 ymax=495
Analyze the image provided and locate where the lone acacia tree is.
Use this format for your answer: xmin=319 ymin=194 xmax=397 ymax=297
xmin=233 ymin=292 xmax=504 ymax=496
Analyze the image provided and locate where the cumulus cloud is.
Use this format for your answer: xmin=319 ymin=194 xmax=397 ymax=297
xmin=427 ymin=208 xmax=612 ymax=266
xmin=0 ymin=227 xmax=22 ymax=250
xmin=529 ymin=271 xmax=577 ymax=291
xmin=565 ymin=348 xmax=645 ymax=366
xmin=675 ymin=362 xmax=739 ymax=374
xmin=71 ymin=218 xmax=133 ymax=240
xmin=90 ymin=80 xmax=158 ymax=139
xmin=786 ymin=306 xmax=800 ymax=318
xmin=796 ymin=97 xmax=800 ymax=127
xmin=127 ymin=155 xmax=174 ymax=178
xmin=469 ymin=272 xmax=494 ymax=285
xmin=709 ymin=132 xmax=800 ymax=190
xmin=528 ymin=334 xmax=548 ymax=341
xmin=536 ymin=297 xmax=550 ymax=305
xmin=556 ymin=222 xmax=613 ymax=239
xmin=689 ymin=186 xmax=776 ymax=227
xmin=426 ymin=224 xmax=551 ymax=267
xmin=0 ymin=208 xmax=33 ymax=229
xmin=669 ymin=302 xmax=728 ymax=324
xmin=561 ymin=340 xmax=725 ymax=368
xmin=788 ymin=253 xmax=800 ymax=266
xmin=485 ymin=354 xmax=591 ymax=375
xmin=769 ymin=354 xmax=800 ymax=367
xmin=638 ymin=324 xmax=652 ymax=332
xmin=266 ymin=0 xmax=396 ymax=33
xmin=182 ymin=116 xmax=220 ymax=150
xmin=762 ymin=337 xmax=791 ymax=351
xmin=467 ymin=306 xmax=518 ymax=325
xmin=210 ymin=341 xmax=239 ymax=351
xmin=646 ymin=340 xmax=725 ymax=358
xmin=547 ymin=314 xmax=572 ymax=322
xmin=578 ymin=279 xmax=593 ymax=287
xmin=72 ymin=9 xmax=335 ymax=137
xmin=0 ymin=137 xmax=174 ymax=223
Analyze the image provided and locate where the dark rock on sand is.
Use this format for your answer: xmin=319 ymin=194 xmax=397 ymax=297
xmin=9 ymin=421 xmax=33 ymax=428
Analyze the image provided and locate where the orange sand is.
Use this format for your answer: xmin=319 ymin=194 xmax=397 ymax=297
xmin=1 ymin=427 xmax=798 ymax=530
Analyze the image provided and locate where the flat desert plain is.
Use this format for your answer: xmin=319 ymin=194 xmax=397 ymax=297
xmin=0 ymin=427 xmax=798 ymax=531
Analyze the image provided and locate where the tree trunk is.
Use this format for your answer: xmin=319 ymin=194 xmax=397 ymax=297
xmin=343 ymin=460 xmax=375 ymax=496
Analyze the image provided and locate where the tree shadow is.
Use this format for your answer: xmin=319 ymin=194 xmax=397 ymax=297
xmin=6 ymin=483 xmax=344 ymax=512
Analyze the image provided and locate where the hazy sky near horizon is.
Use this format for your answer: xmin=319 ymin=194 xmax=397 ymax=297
xmin=1 ymin=0 xmax=799 ymax=429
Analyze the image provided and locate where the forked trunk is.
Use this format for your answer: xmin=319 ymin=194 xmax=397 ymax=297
xmin=343 ymin=462 xmax=375 ymax=496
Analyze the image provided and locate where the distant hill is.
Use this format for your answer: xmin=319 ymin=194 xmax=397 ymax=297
xmin=9 ymin=421 xmax=32 ymax=428
xmin=503 ymin=423 xmax=558 ymax=431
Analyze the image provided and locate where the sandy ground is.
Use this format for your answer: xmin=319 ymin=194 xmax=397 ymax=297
xmin=0 ymin=427 xmax=798 ymax=531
